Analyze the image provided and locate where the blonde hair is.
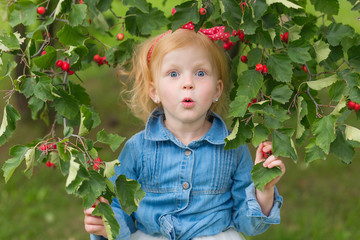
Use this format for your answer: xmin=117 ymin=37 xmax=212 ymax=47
xmin=120 ymin=29 xmax=230 ymax=124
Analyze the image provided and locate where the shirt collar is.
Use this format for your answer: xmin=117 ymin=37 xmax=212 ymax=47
xmin=144 ymin=107 xmax=229 ymax=145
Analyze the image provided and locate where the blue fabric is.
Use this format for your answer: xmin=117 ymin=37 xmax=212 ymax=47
xmin=92 ymin=107 xmax=282 ymax=240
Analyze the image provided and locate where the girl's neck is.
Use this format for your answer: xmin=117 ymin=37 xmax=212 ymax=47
xmin=164 ymin=118 xmax=212 ymax=146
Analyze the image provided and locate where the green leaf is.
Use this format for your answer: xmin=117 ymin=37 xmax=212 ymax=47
xmin=267 ymin=54 xmax=293 ymax=82
xmin=34 ymin=76 xmax=55 ymax=101
xmin=79 ymin=105 xmax=94 ymax=137
xmin=348 ymin=45 xmax=360 ymax=71
xmin=313 ymin=40 xmax=331 ymax=63
xmin=271 ymin=84 xmax=293 ymax=104
xmin=69 ymin=4 xmax=87 ymax=27
xmin=288 ymin=39 xmax=312 ymax=64
xmin=57 ymin=24 xmax=87 ymax=46
xmin=296 ymin=96 xmax=308 ymax=139
xmin=24 ymin=147 xmax=36 ymax=178
xmin=252 ymin=124 xmax=270 ymax=147
xmin=52 ymin=88 xmax=80 ymax=120
xmin=305 ymin=138 xmax=326 ymax=165
xmin=220 ymin=0 xmax=243 ymax=30
xmin=19 ymin=77 xmax=36 ymax=98
xmin=330 ymin=96 xmax=347 ymax=117
xmin=326 ymin=22 xmax=354 ymax=46
xmin=312 ymin=115 xmax=337 ymax=154
xmin=123 ymin=0 xmax=149 ymax=13
xmin=344 ymin=125 xmax=360 ymax=143
xmin=92 ymin=202 xmax=120 ymax=240
xmin=115 ymin=175 xmax=146 ymax=215
xmin=242 ymin=7 xmax=258 ymax=35
xmin=225 ymin=118 xmax=253 ymax=149
xmin=0 ymin=32 xmax=21 ymax=52
xmin=228 ymin=95 xmax=251 ymax=118
xmin=330 ymin=129 xmax=355 ymax=164
xmin=266 ymin=0 xmax=302 ymax=9
xmin=307 ymin=74 xmax=340 ymax=90
xmin=2 ymin=145 xmax=28 ymax=183
xmin=237 ymin=70 xmax=264 ymax=98
xmin=247 ymin=48 xmax=262 ymax=68
xmin=28 ymin=97 xmax=44 ymax=120
xmin=273 ymin=129 xmax=298 ymax=161
xmin=310 ymin=0 xmax=339 ymax=15
xmin=78 ymin=171 xmax=107 ymax=208
xmin=0 ymin=104 xmax=21 ymax=147
xmin=97 ymin=129 xmax=126 ymax=152
xmin=253 ymin=0 xmax=268 ymax=21
xmin=104 ymin=160 xmax=120 ymax=178
xmin=251 ymin=162 xmax=282 ymax=192
xmin=8 ymin=1 xmax=37 ymax=27
xmin=171 ymin=1 xmax=199 ymax=31
xmin=66 ymin=157 xmax=80 ymax=187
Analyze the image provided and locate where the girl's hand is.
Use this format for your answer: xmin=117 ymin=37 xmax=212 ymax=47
xmin=84 ymin=197 xmax=109 ymax=238
xmin=255 ymin=141 xmax=286 ymax=190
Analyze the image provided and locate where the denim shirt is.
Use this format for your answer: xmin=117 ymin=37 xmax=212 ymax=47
xmin=91 ymin=108 xmax=282 ymax=240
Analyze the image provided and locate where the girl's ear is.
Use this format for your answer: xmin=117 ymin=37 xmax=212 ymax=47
xmin=149 ymin=82 xmax=160 ymax=103
xmin=215 ymin=79 xmax=223 ymax=100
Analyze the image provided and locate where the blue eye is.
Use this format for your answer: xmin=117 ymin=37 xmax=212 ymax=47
xmin=196 ymin=71 xmax=206 ymax=77
xmin=169 ymin=71 xmax=179 ymax=78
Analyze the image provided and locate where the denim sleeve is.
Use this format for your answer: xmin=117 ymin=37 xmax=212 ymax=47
xmin=231 ymin=145 xmax=283 ymax=236
xmin=90 ymin=139 xmax=139 ymax=239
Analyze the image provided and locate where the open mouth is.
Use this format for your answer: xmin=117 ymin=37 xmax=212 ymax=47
xmin=182 ymin=98 xmax=195 ymax=107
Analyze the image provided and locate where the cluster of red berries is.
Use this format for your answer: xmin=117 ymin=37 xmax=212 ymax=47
xmin=222 ymin=30 xmax=245 ymax=50
xmin=348 ymin=100 xmax=360 ymax=112
xmin=46 ymin=161 xmax=56 ymax=168
xmin=281 ymin=32 xmax=289 ymax=43
xmin=87 ymin=158 xmax=103 ymax=171
xmin=56 ymin=60 xmax=75 ymax=75
xmin=93 ymin=55 xmax=108 ymax=66
xmin=301 ymin=64 xmax=308 ymax=73
xmin=262 ymin=148 xmax=273 ymax=158
xmin=39 ymin=143 xmax=57 ymax=152
xmin=247 ymin=98 xmax=257 ymax=109
xmin=256 ymin=63 xmax=268 ymax=74
xmin=37 ymin=6 xmax=46 ymax=15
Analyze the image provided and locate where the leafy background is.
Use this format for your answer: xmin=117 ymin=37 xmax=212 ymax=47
xmin=0 ymin=0 xmax=360 ymax=239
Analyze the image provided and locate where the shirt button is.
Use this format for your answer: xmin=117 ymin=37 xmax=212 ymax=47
xmin=182 ymin=182 xmax=190 ymax=190
xmin=185 ymin=150 xmax=192 ymax=156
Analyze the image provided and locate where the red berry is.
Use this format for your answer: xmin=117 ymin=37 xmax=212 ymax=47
xmin=67 ymin=70 xmax=75 ymax=75
xmin=348 ymin=101 xmax=355 ymax=110
xmin=92 ymin=204 xmax=97 ymax=208
xmin=56 ymin=60 xmax=63 ymax=67
xmin=283 ymin=32 xmax=289 ymax=42
xmin=93 ymin=54 xmax=101 ymax=62
xmin=46 ymin=161 xmax=52 ymax=167
xmin=93 ymin=163 xmax=100 ymax=171
xmin=37 ymin=6 xmax=46 ymax=15
xmin=223 ymin=42 xmax=232 ymax=50
xmin=247 ymin=98 xmax=257 ymax=109
xmin=280 ymin=33 xmax=284 ymax=41
xmin=301 ymin=65 xmax=308 ymax=73
xmin=255 ymin=63 xmax=263 ymax=72
xmin=41 ymin=51 xmax=46 ymax=55
xmin=89 ymin=18 xmax=92 ymax=24
xmin=238 ymin=31 xmax=245 ymax=41
xmin=199 ymin=8 xmax=207 ymax=15
xmin=101 ymin=56 xmax=108 ymax=64
xmin=240 ymin=55 xmax=248 ymax=63
xmin=79 ymin=0 xmax=84 ymax=3
xmin=61 ymin=62 xmax=70 ymax=71
xmin=262 ymin=65 xmax=268 ymax=74
xmin=171 ymin=8 xmax=176 ymax=15
xmin=116 ymin=33 xmax=124 ymax=41
xmin=354 ymin=103 xmax=360 ymax=112
xmin=94 ymin=157 xmax=102 ymax=163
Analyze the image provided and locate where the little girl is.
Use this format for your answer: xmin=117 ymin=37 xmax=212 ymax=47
xmin=84 ymin=28 xmax=285 ymax=240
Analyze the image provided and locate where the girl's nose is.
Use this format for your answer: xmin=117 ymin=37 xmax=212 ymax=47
xmin=182 ymin=76 xmax=194 ymax=89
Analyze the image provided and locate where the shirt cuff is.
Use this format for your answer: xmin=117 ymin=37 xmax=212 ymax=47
xmin=245 ymin=183 xmax=283 ymax=224
xmin=90 ymin=234 xmax=107 ymax=240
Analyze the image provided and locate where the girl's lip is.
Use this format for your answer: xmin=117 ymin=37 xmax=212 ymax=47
xmin=182 ymin=98 xmax=195 ymax=107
